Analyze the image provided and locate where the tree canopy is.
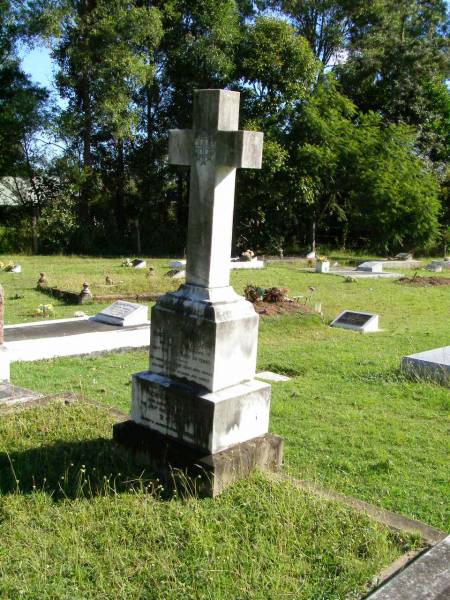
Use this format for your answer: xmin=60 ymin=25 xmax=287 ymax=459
xmin=1 ymin=0 xmax=448 ymax=254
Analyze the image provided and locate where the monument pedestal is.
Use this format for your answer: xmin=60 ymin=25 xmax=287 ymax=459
xmin=113 ymin=420 xmax=283 ymax=497
xmin=131 ymin=372 xmax=271 ymax=454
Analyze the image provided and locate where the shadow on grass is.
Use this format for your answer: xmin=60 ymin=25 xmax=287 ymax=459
xmin=0 ymin=437 xmax=193 ymax=500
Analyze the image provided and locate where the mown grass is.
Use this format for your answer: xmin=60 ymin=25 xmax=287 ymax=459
xmin=4 ymin=256 xmax=450 ymax=534
xmin=0 ymin=401 xmax=417 ymax=600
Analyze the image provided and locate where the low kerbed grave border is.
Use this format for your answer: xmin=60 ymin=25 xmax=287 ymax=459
xmin=38 ymin=285 xmax=161 ymax=305
xmin=2 ymin=392 xmax=447 ymax=600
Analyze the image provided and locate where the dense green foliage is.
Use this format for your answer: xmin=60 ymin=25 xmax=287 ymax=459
xmin=1 ymin=0 xmax=449 ymax=254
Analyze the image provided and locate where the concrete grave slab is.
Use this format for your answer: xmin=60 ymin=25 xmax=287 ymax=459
xmin=366 ymin=535 xmax=450 ymax=600
xmin=0 ymin=382 xmax=43 ymax=407
xmin=331 ymin=310 xmax=379 ymax=332
xmin=256 ymin=371 xmax=291 ymax=382
xmin=4 ymin=316 xmax=150 ymax=362
xmin=169 ymin=260 xmax=186 ymax=268
xmin=402 ymin=346 xmax=449 ymax=386
xmin=357 ymin=261 xmax=383 ymax=273
xmin=230 ymin=259 xmax=265 ymax=269
xmin=300 ymin=267 xmax=403 ymax=279
xmin=92 ymin=301 xmax=149 ymax=327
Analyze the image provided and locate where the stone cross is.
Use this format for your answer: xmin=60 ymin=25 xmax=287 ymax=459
xmin=0 ymin=285 xmax=3 ymax=345
xmin=169 ymin=89 xmax=263 ymax=289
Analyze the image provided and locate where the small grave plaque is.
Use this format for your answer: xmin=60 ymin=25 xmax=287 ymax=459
xmin=357 ymin=261 xmax=383 ymax=273
xmin=394 ymin=252 xmax=413 ymax=261
xmin=331 ymin=310 xmax=379 ymax=332
xmin=93 ymin=301 xmax=148 ymax=327
xmin=169 ymin=260 xmax=186 ymax=268
xmin=132 ymin=259 xmax=147 ymax=269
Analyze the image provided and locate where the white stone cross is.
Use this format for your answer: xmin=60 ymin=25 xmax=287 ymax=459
xmin=169 ymin=89 xmax=263 ymax=289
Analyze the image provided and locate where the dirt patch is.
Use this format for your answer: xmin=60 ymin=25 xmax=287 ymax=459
xmin=398 ymin=276 xmax=450 ymax=287
xmin=253 ymin=300 xmax=314 ymax=317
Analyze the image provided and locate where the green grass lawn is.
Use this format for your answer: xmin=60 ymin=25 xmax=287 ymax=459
xmin=0 ymin=254 xmax=448 ymax=597
xmin=0 ymin=401 xmax=417 ymax=600
xmin=5 ymin=256 xmax=448 ymax=526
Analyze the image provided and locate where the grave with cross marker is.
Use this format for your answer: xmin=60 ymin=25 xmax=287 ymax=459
xmin=113 ymin=90 xmax=283 ymax=495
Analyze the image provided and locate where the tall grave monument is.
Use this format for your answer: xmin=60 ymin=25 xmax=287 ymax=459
xmin=114 ymin=90 xmax=283 ymax=495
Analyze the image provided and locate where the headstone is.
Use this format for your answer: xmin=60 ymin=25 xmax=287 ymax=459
xmin=0 ymin=286 xmax=9 ymax=382
xmin=331 ymin=310 xmax=379 ymax=332
xmin=93 ymin=301 xmax=149 ymax=327
xmin=426 ymin=260 xmax=443 ymax=272
xmin=394 ymin=253 xmax=413 ymax=261
xmin=10 ymin=264 xmax=21 ymax=273
xmin=315 ymin=260 xmax=330 ymax=273
xmin=37 ymin=272 xmax=47 ymax=288
xmin=113 ymin=89 xmax=282 ymax=494
xmin=169 ymin=260 xmax=186 ymax=268
xmin=306 ymin=251 xmax=316 ymax=259
xmin=79 ymin=281 xmax=93 ymax=304
xmin=132 ymin=259 xmax=146 ymax=269
xmin=402 ymin=346 xmax=449 ymax=386
xmin=357 ymin=261 xmax=383 ymax=273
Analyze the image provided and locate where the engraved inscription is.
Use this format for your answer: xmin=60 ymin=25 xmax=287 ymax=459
xmin=194 ymin=133 xmax=216 ymax=165
xmin=336 ymin=311 xmax=372 ymax=327
xmin=101 ymin=301 xmax=139 ymax=319
xmin=151 ymin=327 xmax=213 ymax=387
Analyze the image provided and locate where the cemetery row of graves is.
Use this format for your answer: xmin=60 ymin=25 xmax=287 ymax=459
xmin=0 ymin=250 xmax=447 ymax=598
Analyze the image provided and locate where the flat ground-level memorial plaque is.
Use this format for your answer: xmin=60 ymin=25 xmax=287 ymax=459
xmin=93 ymin=301 xmax=148 ymax=327
xmin=331 ymin=310 xmax=379 ymax=333
xmin=113 ymin=89 xmax=283 ymax=496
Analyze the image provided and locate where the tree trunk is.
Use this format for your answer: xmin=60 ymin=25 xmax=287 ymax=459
xmin=32 ymin=206 xmax=39 ymax=254
xmin=311 ymin=220 xmax=316 ymax=252
xmin=115 ymin=139 xmax=126 ymax=238
xmin=135 ymin=218 xmax=141 ymax=255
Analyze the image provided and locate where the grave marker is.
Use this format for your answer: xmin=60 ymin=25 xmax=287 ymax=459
xmin=113 ymin=89 xmax=282 ymax=494
xmin=357 ymin=261 xmax=383 ymax=273
xmin=331 ymin=310 xmax=379 ymax=333
xmin=402 ymin=347 xmax=449 ymax=386
xmin=93 ymin=301 xmax=148 ymax=327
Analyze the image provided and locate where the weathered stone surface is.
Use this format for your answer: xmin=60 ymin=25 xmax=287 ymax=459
xmin=0 ymin=382 xmax=42 ymax=407
xmin=123 ymin=89 xmax=277 ymax=471
xmin=366 ymin=535 xmax=450 ymax=599
xmin=402 ymin=346 xmax=450 ymax=386
xmin=5 ymin=317 xmax=149 ymax=362
xmin=169 ymin=89 xmax=263 ymax=289
xmin=131 ymin=371 xmax=271 ymax=454
xmin=149 ymin=285 xmax=258 ymax=392
xmin=113 ymin=419 xmax=283 ymax=497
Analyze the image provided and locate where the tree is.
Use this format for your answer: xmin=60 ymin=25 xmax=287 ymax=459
xmin=0 ymin=0 xmax=47 ymax=178
xmin=31 ymin=0 xmax=163 ymax=249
